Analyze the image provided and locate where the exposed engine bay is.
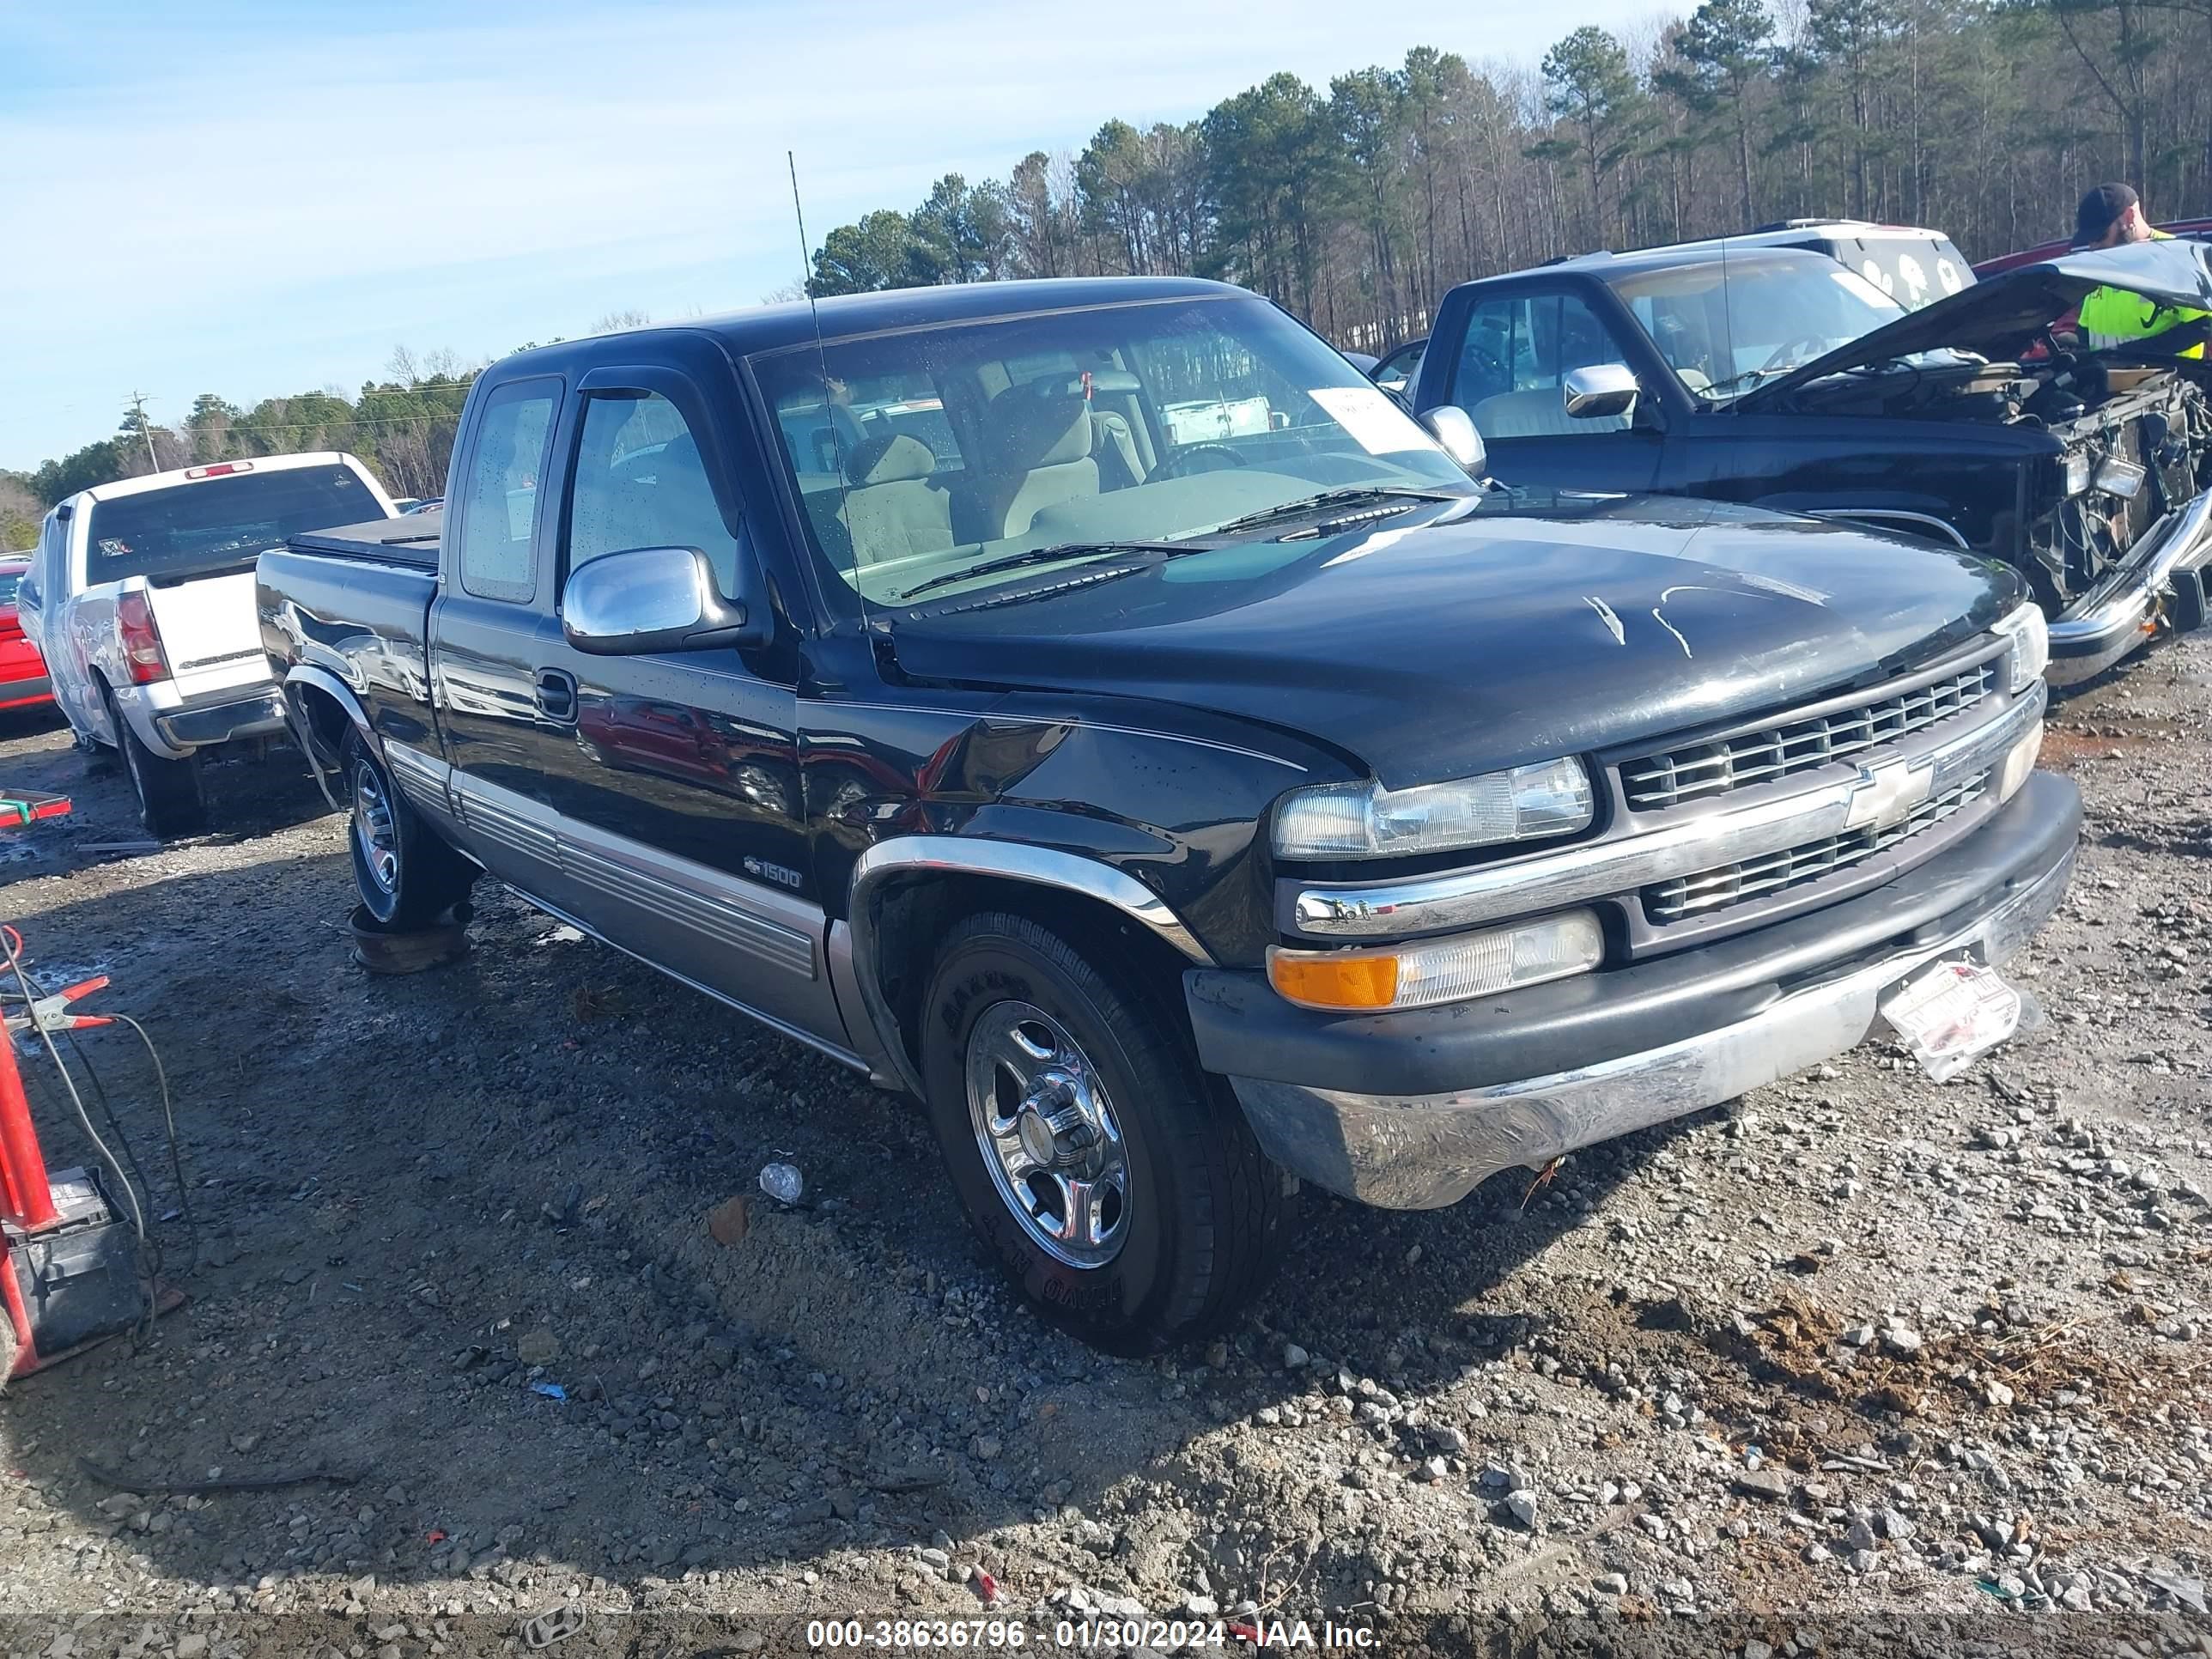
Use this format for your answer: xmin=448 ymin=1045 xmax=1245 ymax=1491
xmin=1771 ymin=348 xmax=2212 ymax=605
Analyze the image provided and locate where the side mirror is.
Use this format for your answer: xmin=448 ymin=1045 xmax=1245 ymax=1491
xmin=1420 ymin=405 xmax=1487 ymax=477
xmin=1564 ymin=362 xmax=1640 ymax=420
xmin=562 ymin=545 xmax=764 ymax=656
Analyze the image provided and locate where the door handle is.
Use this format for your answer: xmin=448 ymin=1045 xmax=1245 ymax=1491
xmin=534 ymin=667 xmax=577 ymax=722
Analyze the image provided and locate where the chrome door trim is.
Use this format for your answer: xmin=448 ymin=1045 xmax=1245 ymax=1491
xmin=845 ymin=835 xmax=1216 ymax=1097
xmin=502 ymin=885 xmax=869 ymax=1076
xmin=1286 ymin=681 xmax=2045 ymax=939
xmin=384 ymin=738 xmax=458 ymax=820
xmin=451 ymin=771 xmax=561 ymax=866
xmin=556 ymin=811 xmax=817 ymax=981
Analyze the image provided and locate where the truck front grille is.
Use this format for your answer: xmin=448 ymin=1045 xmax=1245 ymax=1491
xmin=1643 ymin=771 xmax=1990 ymax=926
xmin=1620 ymin=660 xmax=1995 ymax=811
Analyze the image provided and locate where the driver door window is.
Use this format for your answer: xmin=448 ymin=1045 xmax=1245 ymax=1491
xmin=1449 ymin=291 xmax=1636 ymax=438
xmin=564 ymin=392 xmax=743 ymax=594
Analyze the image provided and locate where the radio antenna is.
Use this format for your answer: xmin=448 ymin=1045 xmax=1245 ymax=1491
xmin=787 ymin=149 xmax=858 ymax=595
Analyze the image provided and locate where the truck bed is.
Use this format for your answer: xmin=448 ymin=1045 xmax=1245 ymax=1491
xmin=286 ymin=512 xmax=442 ymax=569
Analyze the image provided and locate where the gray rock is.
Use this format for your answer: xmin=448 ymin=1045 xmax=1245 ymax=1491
xmin=1878 ymin=1507 xmax=1916 ymax=1541
xmin=1591 ymin=1573 xmax=1628 ymax=1597
xmin=1506 ymin=1490 xmax=1537 ymax=1527
xmin=1733 ymin=1468 xmax=1791 ymax=1503
xmin=1845 ymin=1517 xmax=1878 ymax=1552
xmin=1283 ymin=1344 xmax=1310 ymax=1370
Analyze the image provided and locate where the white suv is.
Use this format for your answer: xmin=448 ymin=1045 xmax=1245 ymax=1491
xmin=18 ymin=453 xmax=394 ymax=835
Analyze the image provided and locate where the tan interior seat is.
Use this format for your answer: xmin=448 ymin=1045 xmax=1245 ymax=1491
xmin=1468 ymin=388 xmax=1580 ymax=439
xmin=972 ymin=386 xmax=1100 ymax=538
xmin=839 ymin=432 xmax=954 ymax=567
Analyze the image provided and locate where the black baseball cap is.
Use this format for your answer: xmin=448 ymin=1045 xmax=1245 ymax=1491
xmin=2074 ymin=182 xmax=2140 ymax=247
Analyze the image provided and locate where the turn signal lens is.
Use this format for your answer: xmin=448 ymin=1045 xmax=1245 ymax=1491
xmin=1998 ymin=718 xmax=2044 ymax=802
xmin=2063 ymin=452 xmax=2092 ymax=497
xmin=1267 ymin=910 xmax=1603 ymax=1012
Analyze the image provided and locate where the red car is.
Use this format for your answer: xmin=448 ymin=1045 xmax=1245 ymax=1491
xmin=0 ymin=556 xmax=52 ymax=711
xmin=1973 ymin=219 xmax=2212 ymax=278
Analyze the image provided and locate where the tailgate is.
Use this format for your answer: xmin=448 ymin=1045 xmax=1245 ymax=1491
xmin=144 ymin=571 xmax=271 ymax=696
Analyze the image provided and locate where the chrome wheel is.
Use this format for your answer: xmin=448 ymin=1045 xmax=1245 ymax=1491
xmin=352 ymin=760 xmax=399 ymax=896
xmin=965 ymin=1001 xmax=1130 ymax=1268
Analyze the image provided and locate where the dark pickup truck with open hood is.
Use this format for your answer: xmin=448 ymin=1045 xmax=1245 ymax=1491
xmin=1413 ymin=237 xmax=2212 ymax=683
xmin=256 ymin=276 xmax=2076 ymax=1351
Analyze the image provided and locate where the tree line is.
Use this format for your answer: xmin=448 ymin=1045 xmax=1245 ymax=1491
xmin=9 ymin=0 xmax=2203 ymax=547
xmin=805 ymin=0 xmax=2212 ymax=349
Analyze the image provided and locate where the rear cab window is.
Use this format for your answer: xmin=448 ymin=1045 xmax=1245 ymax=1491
xmin=453 ymin=379 xmax=561 ymax=602
xmin=84 ymin=465 xmax=381 ymax=584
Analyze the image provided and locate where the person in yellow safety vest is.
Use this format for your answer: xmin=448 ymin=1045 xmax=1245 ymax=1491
xmin=2072 ymin=182 xmax=2207 ymax=359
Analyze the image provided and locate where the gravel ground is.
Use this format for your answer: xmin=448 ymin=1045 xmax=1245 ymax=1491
xmin=0 ymin=641 xmax=2208 ymax=1658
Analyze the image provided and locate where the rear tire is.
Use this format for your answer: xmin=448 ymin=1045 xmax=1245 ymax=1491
xmin=920 ymin=910 xmax=1295 ymax=1354
xmin=101 ymin=684 xmax=204 ymax=838
xmin=343 ymin=727 xmax=475 ymax=929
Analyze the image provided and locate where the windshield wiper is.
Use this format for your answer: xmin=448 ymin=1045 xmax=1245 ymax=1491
xmin=1704 ymin=362 xmax=1808 ymax=398
xmin=896 ymin=540 xmax=1192 ymax=602
xmin=1203 ymin=486 xmax=1463 ymax=540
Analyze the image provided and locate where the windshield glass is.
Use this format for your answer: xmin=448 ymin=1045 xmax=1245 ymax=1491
xmin=0 ymin=570 xmax=20 ymax=607
xmin=1606 ymin=252 xmax=1905 ymax=399
xmin=752 ymin=295 xmax=1471 ymax=610
xmin=84 ymin=465 xmax=382 ymax=584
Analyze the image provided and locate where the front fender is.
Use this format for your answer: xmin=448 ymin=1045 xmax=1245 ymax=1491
xmin=841 ymin=835 xmax=1216 ymax=1098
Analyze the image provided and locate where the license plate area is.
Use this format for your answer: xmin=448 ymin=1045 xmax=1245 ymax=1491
xmin=1877 ymin=954 xmax=2023 ymax=1081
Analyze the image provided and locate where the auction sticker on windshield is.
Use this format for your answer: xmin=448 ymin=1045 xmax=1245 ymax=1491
xmin=1878 ymin=957 xmax=2023 ymax=1081
xmin=1310 ymin=385 xmax=1432 ymax=455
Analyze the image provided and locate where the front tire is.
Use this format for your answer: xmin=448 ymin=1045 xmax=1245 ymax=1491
xmin=101 ymin=684 xmax=204 ymax=838
xmin=343 ymin=727 xmax=475 ymax=928
xmin=921 ymin=911 xmax=1295 ymax=1354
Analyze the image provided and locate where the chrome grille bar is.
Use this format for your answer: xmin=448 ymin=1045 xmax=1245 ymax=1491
xmin=1644 ymin=772 xmax=1990 ymax=925
xmin=1620 ymin=660 xmax=1995 ymax=811
xmin=1283 ymin=678 xmax=2044 ymax=941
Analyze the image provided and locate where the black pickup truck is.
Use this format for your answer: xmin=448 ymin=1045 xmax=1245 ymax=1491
xmin=1412 ymin=237 xmax=2212 ymax=683
xmin=258 ymin=276 xmax=2077 ymax=1351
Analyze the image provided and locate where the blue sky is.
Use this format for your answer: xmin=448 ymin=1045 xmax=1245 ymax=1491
xmin=0 ymin=0 xmax=1660 ymax=472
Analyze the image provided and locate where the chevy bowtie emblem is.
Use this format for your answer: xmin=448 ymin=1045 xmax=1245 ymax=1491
xmin=1844 ymin=755 xmax=1934 ymax=831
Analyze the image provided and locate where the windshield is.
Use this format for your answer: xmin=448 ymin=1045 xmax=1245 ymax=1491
xmin=753 ymin=295 xmax=1471 ymax=610
xmin=1607 ymin=252 xmax=1906 ymax=399
xmin=0 ymin=570 xmax=19 ymax=607
xmin=84 ymin=465 xmax=382 ymax=584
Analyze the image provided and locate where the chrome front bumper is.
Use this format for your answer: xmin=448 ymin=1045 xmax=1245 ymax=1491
xmin=2046 ymin=488 xmax=2212 ymax=684
xmin=1224 ymin=788 xmax=2076 ymax=1211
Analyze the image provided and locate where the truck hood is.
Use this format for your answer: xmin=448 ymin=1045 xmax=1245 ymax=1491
xmin=882 ymin=494 xmax=2019 ymax=787
xmin=1740 ymin=236 xmax=2212 ymax=409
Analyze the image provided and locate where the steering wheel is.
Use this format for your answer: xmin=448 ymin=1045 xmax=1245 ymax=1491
xmin=1462 ymin=343 xmax=1508 ymax=387
xmin=1759 ymin=335 xmax=1829 ymax=374
xmin=1153 ymin=442 xmax=1249 ymax=480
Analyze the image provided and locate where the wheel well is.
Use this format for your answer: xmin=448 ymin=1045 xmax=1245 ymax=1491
xmin=289 ymin=681 xmax=356 ymax=770
xmin=867 ymin=872 xmax=1199 ymax=1083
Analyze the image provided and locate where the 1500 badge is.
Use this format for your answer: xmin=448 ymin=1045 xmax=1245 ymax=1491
xmin=742 ymin=855 xmax=804 ymax=890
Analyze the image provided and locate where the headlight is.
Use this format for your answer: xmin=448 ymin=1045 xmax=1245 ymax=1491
xmin=1992 ymin=600 xmax=2049 ymax=689
xmin=1272 ymin=757 xmax=1594 ymax=860
xmin=1267 ymin=909 xmax=1604 ymax=1012
xmin=2094 ymin=455 xmax=2147 ymax=499
xmin=2063 ymin=452 xmax=2092 ymax=496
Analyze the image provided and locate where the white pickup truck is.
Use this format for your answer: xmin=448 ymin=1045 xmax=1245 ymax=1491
xmin=18 ymin=453 xmax=395 ymax=834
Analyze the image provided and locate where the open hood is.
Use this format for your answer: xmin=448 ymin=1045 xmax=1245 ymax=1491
xmin=1739 ymin=236 xmax=2212 ymax=409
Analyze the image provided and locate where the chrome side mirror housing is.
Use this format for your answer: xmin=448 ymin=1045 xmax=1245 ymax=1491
xmin=1563 ymin=362 xmax=1640 ymax=420
xmin=1419 ymin=405 xmax=1487 ymax=477
xmin=561 ymin=545 xmax=763 ymax=655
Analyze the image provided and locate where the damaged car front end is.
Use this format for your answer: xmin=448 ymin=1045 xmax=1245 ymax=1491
xmin=1418 ymin=236 xmax=2212 ymax=684
xmin=1734 ymin=238 xmax=2212 ymax=682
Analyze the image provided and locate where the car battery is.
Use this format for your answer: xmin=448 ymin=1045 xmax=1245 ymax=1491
xmin=3 ymin=1165 xmax=142 ymax=1374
